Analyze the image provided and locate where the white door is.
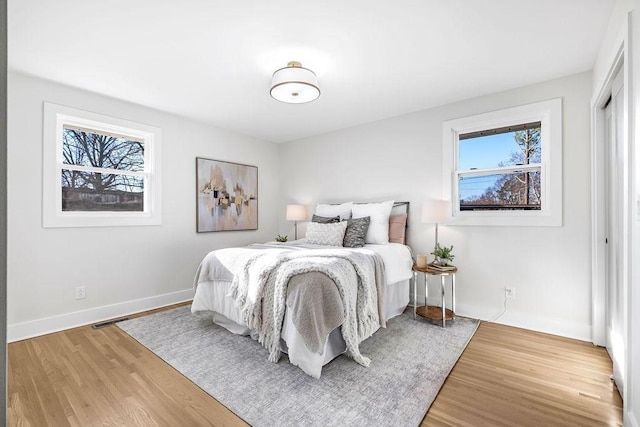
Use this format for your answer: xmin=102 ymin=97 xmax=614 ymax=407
xmin=604 ymin=68 xmax=624 ymax=396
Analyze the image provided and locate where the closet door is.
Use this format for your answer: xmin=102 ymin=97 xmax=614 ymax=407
xmin=604 ymin=68 xmax=624 ymax=397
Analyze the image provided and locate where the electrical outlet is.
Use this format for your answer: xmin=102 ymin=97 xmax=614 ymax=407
xmin=75 ymin=286 xmax=86 ymax=300
xmin=505 ymin=287 xmax=515 ymax=299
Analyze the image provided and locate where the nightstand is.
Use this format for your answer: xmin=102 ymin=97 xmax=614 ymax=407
xmin=412 ymin=263 xmax=457 ymax=327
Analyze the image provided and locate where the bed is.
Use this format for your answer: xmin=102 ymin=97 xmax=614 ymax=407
xmin=191 ymin=201 xmax=413 ymax=378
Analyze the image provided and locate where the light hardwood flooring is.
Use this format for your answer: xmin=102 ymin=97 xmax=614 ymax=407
xmin=8 ymin=304 xmax=623 ymax=426
xmin=424 ymin=322 xmax=622 ymax=426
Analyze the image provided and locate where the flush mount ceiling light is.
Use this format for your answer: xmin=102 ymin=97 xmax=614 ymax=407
xmin=270 ymin=61 xmax=320 ymax=104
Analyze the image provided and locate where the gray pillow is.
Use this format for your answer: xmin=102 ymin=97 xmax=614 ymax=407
xmin=343 ymin=216 xmax=371 ymax=248
xmin=312 ymin=214 xmax=340 ymax=224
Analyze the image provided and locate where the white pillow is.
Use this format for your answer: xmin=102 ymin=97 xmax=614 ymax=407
xmin=351 ymin=200 xmax=394 ymax=244
xmin=305 ymin=221 xmax=348 ymax=246
xmin=315 ymin=202 xmax=353 ymax=221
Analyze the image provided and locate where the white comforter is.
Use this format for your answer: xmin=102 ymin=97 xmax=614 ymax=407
xmin=194 ymin=241 xmax=413 ymax=286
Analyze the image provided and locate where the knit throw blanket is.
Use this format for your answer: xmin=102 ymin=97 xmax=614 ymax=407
xmin=228 ymin=249 xmax=386 ymax=367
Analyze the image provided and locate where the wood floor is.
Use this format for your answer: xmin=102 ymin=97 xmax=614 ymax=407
xmin=423 ymin=322 xmax=622 ymax=426
xmin=8 ymin=304 xmax=623 ymax=426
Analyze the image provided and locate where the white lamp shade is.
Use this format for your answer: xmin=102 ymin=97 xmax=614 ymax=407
xmin=270 ymin=62 xmax=320 ymax=104
xmin=421 ymin=200 xmax=449 ymax=224
xmin=286 ymin=204 xmax=307 ymax=221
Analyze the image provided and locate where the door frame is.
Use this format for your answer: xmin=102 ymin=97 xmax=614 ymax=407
xmin=590 ymin=19 xmax=631 ymax=399
xmin=591 ymin=46 xmax=624 ymax=347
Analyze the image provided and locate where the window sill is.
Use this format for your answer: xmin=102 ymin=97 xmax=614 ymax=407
xmin=446 ymin=209 xmax=562 ymax=227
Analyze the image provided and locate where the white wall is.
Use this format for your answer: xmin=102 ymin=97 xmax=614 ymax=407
xmin=7 ymin=72 xmax=280 ymax=341
xmin=279 ymin=71 xmax=593 ymax=341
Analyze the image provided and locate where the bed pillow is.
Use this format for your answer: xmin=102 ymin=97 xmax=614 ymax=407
xmin=342 ymin=216 xmax=371 ymax=248
xmin=305 ymin=221 xmax=348 ymax=246
xmin=351 ymin=200 xmax=394 ymax=244
xmin=311 ymin=214 xmax=341 ymax=224
xmin=388 ymin=214 xmax=407 ymax=244
xmin=315 ymin=202 xmax=353 ymax=221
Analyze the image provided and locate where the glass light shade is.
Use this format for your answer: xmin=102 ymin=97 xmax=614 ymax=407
xmin=270 ymin=62 xmax=320 ymax=104
xmin=421 ymin=200 xmax=449 ymax=224
xmin=286 ymin=204 xmax=307 ymax=221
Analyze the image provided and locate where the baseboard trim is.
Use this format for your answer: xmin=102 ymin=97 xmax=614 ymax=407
xmin=8 ymin=288 xmax=194 ymax=342
xmin=447 ymin=303 xmax=591 ymax=342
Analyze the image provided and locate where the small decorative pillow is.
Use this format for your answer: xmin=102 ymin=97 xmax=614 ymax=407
xmin=343 ymin=216 xmax=370 ymax=248
xmin=305 ymin=221 xmax=348 ymax=246
xmin=315 ymin=202 xmax=353 ymax=221
xmin=311 ymin=214 xmax=341 ymax=224
xmin=388 ymin=214 xmax=407 ymax=244
xmin=351 ymin=200 xmax=394 ymax=244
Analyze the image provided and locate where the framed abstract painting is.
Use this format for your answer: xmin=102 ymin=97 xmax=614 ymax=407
xmin=195 ymin=157 xmax=258 ymax=232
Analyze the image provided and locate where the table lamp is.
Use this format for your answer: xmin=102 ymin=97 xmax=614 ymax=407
xmin=286 ymin=204 xmax=307 ymax=240
xmin=421 ymin=200 xmax=449 ymax=253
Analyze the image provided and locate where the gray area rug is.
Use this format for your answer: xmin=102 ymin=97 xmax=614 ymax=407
xmin=117 ymin=306 xmax=478 ymax=427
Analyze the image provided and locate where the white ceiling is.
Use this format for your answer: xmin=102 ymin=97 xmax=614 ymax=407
xmin=9 ymin=0 xmax=615 ymax=143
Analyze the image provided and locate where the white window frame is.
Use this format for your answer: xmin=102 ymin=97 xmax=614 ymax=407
xmin=442 ymin=98 xmax=562 ymax=227
xmin=43 ymin=103 xmax=162 ymax=227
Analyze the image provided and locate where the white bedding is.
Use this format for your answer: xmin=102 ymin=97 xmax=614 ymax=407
xmin=194 ymin=241 xmax=413 ymax=285
xmin=192 ymin=241 xmax=413 ymax=377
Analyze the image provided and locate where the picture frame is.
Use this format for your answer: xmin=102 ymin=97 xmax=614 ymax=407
xmin=195 ymin=157 xmax=258 ymax=232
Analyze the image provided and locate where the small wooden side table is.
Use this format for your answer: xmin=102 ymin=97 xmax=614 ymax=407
xmin=413 ymin=263 xmax=457 ymax=327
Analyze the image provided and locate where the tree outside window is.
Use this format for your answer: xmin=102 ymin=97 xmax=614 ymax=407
xmin=61 ymin=127 xmax=146 ymax=212
xmin=458 ymin=123 xmax=542 ymax=211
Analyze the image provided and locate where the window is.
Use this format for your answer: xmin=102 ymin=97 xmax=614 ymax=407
xmin=442 ymin=98 xmax=562 ymax=226
xmin=43 ymin=103 xmax=162 ymax=227
xmin=458 ymin=122 xmax=542 ymax=211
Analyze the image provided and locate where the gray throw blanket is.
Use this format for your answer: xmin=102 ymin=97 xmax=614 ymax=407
xmin=286 ymin=272 xmax=344 ymax=354
xmin=228 ymin=249 xmax=386 ymax=367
